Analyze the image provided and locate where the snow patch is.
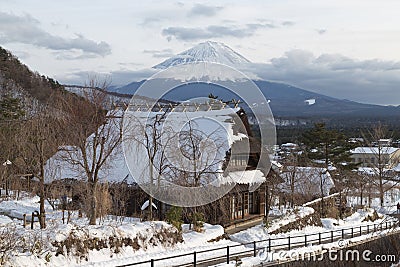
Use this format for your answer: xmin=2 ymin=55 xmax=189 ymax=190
xmin=141 ymin=200 xmax=158 ymax=211
xmin=304 ymin=99 xmax=316 ymax=105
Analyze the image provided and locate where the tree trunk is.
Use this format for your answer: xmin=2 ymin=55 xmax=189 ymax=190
xmin=379 ymin=181 xmax=384 ymax=207
xmin=290 ymin=170 xmax=295 ymax=208
xmin=149 ymin=196 xmax=153 ymax=220
xmin=265 ymin=184 xmax=270 ymax=222
xmin=39 ymin=150 xmax=46 ymax=229
xmin=320 ymin=176 xmax=325 ymax=218
xmin=149 ymin=163 xmax=153 ymax=220
xmin=39 ymin=176 xmax=46 ymax=228
xmin=89 ymin=181 xmax=97 ymax=225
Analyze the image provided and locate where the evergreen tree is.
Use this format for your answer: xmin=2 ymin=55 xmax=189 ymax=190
xmin=302 ymin=123 xmax=357 ymax=217
xmin=302 ymin=122 xmax=356 ymax=170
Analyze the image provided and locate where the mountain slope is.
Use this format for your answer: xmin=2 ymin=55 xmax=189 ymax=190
xmin=153 ymin=41 xmax=250 ymax=69
xmin=254 ymin=80 xmax=400 ymax=117
xmin=0 ymin=46 xmax=64 ymax=105
xmin=0 ymin=46 xmax=99 ymax=165
xmin=111 ymin=41 xmax=400 ymax=119
xmin=111 ymin=79 xmax=400 ymax=118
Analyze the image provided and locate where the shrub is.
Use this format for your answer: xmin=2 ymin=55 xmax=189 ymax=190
xmin=192 ymin=212 xmax=204 ymax=232
xmin=165 ymin=206 xmax=183 ymax=232
xmin=52 ymin=224 xmax=183 ymax=261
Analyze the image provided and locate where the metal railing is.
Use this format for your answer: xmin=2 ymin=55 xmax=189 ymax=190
xmin=117 ymin=218 xmax=399 ymax=267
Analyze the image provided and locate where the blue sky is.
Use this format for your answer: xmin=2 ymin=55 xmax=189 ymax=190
xmin=1 ymin=0 xmax=400 ymax=105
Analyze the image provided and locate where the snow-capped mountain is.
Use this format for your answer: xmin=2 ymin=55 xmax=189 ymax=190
xmin=110 ymin=42 xmax=400 ymax=120
xmin=153 ymin=41 xmax=251 ymax=69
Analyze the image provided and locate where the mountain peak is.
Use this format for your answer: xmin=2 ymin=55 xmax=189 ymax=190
xmin=153 ymin=41 xmax=251 ymax=69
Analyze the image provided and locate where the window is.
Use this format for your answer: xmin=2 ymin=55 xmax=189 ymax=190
xmin=231 ymin=196 xmax=236 ymax=220
xmin=231 ymin=154 xmax=248 ymax=166
xmin=237 ymin=194 xmax=242 ymax=218
xmin=249 ymin=192 xmax=253 ymax=213
xmin=244 ymin=193 xmax=249 ymax=215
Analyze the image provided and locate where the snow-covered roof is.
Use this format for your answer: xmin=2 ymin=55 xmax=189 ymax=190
xmin=281 ymin=143 xmax=298 ymax=147
xmin=218 ymin=169 xmax=266 ymax=192
xmin=44 ymin=141 xmax=134 ymax=184
xmin=350 ymin=147 xmax=399 ymax=155
xmin=357 ymin=166 xmax=397 ymax=175
xmin=280 ymin=167 xmax=334 ymax=196
xmin=46 ymin=107 xmax=251 ymax=187
xmin=127 ymin=107 xmax=242 ymax=146
xmin=356 ymin=167 xmax=377 ymax=175
xmin=327 ymin=165 xmax=337 ymax=171
xmin=271 ymin=160 xmax=283 ymax=169
xmin=44 ymin=111 xmax=135 ymax=184
xmin=312 ymin=159 xmax=326 ymax=164
xmin=223 ymin=170 xmax=266 ymax=185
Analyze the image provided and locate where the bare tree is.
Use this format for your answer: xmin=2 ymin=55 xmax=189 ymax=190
xmin=21 ymin=105 xmax=65 ymax=228
xmin=361 ymin=124 xmax=399 ymax=207
xmin=109 ymin=182 xmax=131 ymax=222
xmin=167 ymin=120 xmax=227 ymax=230
xmin=58 ymin=79 xmax=122 ymax=225
xmin=123 ymin=111 xmax=174 ymax=220
xmin=169 ymin=120 xmax=227 ymax=186
xmin=264 ymin=169 xmax=282 ymax=222
xmin=283 ymin=153 xmax=302 ymax=208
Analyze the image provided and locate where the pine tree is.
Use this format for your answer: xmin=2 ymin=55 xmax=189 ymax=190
xmin=302 ymin=123 xmax=356 ymax=170
xmin=302 ymin=123 xmax=357 ymax=217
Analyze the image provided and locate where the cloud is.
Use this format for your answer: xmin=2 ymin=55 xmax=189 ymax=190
xmin=162 ymin=27 xmax=213 ymax=40
xmin=59 ymin=68 xmax=157 ymax=86
xmin=188 ymin=4 xmax=223 ymax=17
xmin=162 ymin=23 xmax=278 ymax=41
xmin=244 ymin=50 xmax=400 ymax=105
xmin=282 ymin=21 xmax=295 ymax=26
xmin=139 ymin=17 xmax=162 ymax=27
xmin=0 ymin=12 xmax=111 ymax=58
xmin=143 ymin=48 xmax=174 ymax=58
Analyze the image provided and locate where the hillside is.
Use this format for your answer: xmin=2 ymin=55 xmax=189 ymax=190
xmin=0 ymin=47 xmax=64 ymax=106
xmin=0 ymin=46 xmax=99 ymax=178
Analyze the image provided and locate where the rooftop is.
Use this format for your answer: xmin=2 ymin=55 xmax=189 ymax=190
xmin=350 ymin=147 xmax=399 ymax=155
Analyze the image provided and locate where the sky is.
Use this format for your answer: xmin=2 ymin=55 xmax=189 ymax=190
xmin=1 ymin=0 xmax=400 ymax=105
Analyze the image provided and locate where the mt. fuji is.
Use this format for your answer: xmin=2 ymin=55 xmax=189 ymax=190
xmin=111 ymin=41 xmax=400 ymax=120
xmin=153 ymin=41 xmax=250 ymax=69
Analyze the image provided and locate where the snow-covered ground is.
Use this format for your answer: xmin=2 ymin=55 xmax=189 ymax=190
xmin=0 ymin=194 xmax=237 ymax=267
xmin=0 ymin=193 xmax=399 ymax=267
xmin=346 ymin=187 xmax=400 ymax=215
xmin=206 ymin=194 xmax=398 ymax=267
xmin=215 ymin=208 xmax=399 ymax=267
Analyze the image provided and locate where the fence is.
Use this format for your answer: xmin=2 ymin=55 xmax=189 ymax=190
xmin=117 ymin=218 xmax=399 ymax=267
xmin=22 ymin=209 xmax=81 ymax=229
